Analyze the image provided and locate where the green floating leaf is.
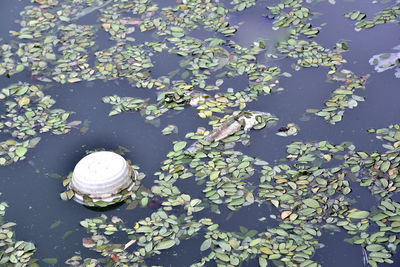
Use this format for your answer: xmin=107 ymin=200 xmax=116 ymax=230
xmin=216 ymin=252 xmax=230 ymax=262
xmin=200 ymin=239 xmax=211 ymax=251
xmin=347 ymin=210 xmax=370 ymax=219
xmin=173 ymin=141 xmax=187 ymax=152
xmin=259 ymin=256 xmax=268 ymax=267
xmin=16 ymin=64 xmax=24 ymax=72
xmin=380 ymin=161 xmax=390 ymax=172
xmin=94 ymin=200 xmax=108 ymax=207
xmin=303 ymin=198 xmax=320 ymax=208
xmin=49 ymin=220 xmax=61 ymax=229
xmin=62 ymin=230 xmax=74 ymax=240
xmin=136 ymin=226 xmax=152 ymax=233
xmin=154 ymin=239 xmax=176 ymax=250
xmin=298 ymin=156 xmax=315 ymax=162
xmin=15 ymin=147 xmax=27 ymax=157
xmin=42 ymin=258 xmax=58 ymax=265
xmin=366 ymin=244 xmax=385 ymax=252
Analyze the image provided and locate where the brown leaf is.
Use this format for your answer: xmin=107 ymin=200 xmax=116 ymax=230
xmin=120 ymin=18 xmax=142 ymax=25
xmin=388 ymin=168 xmax=397 ymax=176
xmin=281 ymin=210 xmax=292 ymax=220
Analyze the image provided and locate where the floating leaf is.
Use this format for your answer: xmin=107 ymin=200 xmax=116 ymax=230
xmin=173 ymin=141 xmax=187 ymax=152
xmin=42 ymin=258 xmax=58 ymax=265
xmin=260 ymin=246 xmax=274 ymax=255
xmin=49 ymin=220 xmax=61 ymax=229
xmin=303 ymin=198 xmax=320 ymax=208
xmin=366 ymin=244 xmax=385 ymax=252
xmin=347 ymin=210 xmax=370 ymax=219
xmin=281 ymin=210 xmax=292 ymax=220
xmin=18 ymin=96 xmax=30 ymax=107
xmin=200 ymin=239 xmax=211 ymax=251
xmin=15 ymin=147 xmax=27 ymax=157
xmin=380 ymin=161 xmax=390 ymax=172
xmin=216 ymin=252 xmax=230 ymax=262
xmin=154 ymin=239 xmax=175 ymax=250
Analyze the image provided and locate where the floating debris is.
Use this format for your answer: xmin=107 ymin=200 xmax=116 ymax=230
xmin=61 ymin=151 xmax=141 ymax=207
xmin=276 ymin=123 xmax=300 ymax=137
xmin=186 ymin=111 xmax=278 ymax=153
xmin=369 ymin=45 xmax=400 ymax=78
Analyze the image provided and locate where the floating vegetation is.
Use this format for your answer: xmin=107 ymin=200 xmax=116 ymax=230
xmin=0 ymin=82 xmax=71 ymax=166
xmin=269 ymin=0 xmax=370 ymax=125
xmin=347 ymin=5 xmax=400 ymax=31
xmin=0 ymin=0 xmax=399 ymax=266
xmin=276 ymin=123 xmax=300 ymax=137
xmin=65 ymin=211 xmax=206 ymax=265
xmin=68 ymin=123 xmax=400 ymax=265
xmin=314 ymin=68 xmax=368 ymax=124
xmin=0 ymin=193 xmax=37 ymax=265
xmin=345 ymin=124 xmax=400 ymax=198
xmin=102 ymin=95 xmax=148 ymax=116
xmin=345 ymin=10 xmax=367 ymax=21
xmin=0 ymin=0 xmax=380 ymax=126
xmin=268 ymin=0 xmax=319 ymax=37
xmin=277 ymin=37 xmax=345 ymax=69
xmin=161 ymin=124 xmax=178 ymax=135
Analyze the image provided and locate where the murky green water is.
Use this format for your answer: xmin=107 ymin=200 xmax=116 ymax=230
xmin=0 ymin=0 xmax=399 ymax=266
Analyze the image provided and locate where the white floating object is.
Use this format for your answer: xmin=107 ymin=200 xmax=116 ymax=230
xmin=69 ymin=151 xmax=136 ymax=206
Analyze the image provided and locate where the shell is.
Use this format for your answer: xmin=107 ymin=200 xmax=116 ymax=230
xmin=69 ymin=151 xmax=137 ymax=206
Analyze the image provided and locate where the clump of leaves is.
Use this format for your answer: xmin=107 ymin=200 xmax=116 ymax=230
xmin=0 ymin=82 xmax=72 ymax=166
xmin=0 ymin=193 xmax=37 ymax=265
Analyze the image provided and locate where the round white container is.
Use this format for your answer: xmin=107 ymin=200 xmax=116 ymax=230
xmin=70 ymin=151 xmax=136 ymax=206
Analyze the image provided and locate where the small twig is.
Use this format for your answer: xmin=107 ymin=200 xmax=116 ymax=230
xmin=361 ymin=246 xmax=369 ymax=266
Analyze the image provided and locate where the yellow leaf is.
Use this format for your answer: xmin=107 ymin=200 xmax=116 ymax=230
xmin=18 ymin=96 xmax=30 ymax=107
xmin=260 ymin=246 xmax=274 ymax=255
xmin=153 ymin=235 xmax=163 ymax=241
xmin=105 ymin=225 xmax=117 ymax=231
xmin=216 ymin=96 xmax=229 ymax=103
xmin=68 ymin=77 xmax=81 ymax=83
xmin=5 ymin=139 xmax=16 ymax=145
xmin=204 ymin=110 xmax=212 ymax=117
xmin=323 ymin=154 xmax=332 ymax=161
xmin=393 ymin=141 xmax=400 ymax=148
xmin=105 ymin=64 xmax=113 ymax=71
xmin=296 ymin=180 xmax=309 ymax=185
xmin=389 ymin=186 xmax=396 ymax=192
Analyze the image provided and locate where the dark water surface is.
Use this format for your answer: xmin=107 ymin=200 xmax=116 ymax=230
xmin=0 ymin=0 xmax=399 ymax=266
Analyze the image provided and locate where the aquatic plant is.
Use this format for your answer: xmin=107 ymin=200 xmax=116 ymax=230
xmin=0 ymin=194 xmax=37 ymax=265
xmin=0 ymin=0 xmax=398 ymax=266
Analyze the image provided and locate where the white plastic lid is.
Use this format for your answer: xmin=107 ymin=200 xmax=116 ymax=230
xmin=70 ymin=151 xmax=132 ymax=197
